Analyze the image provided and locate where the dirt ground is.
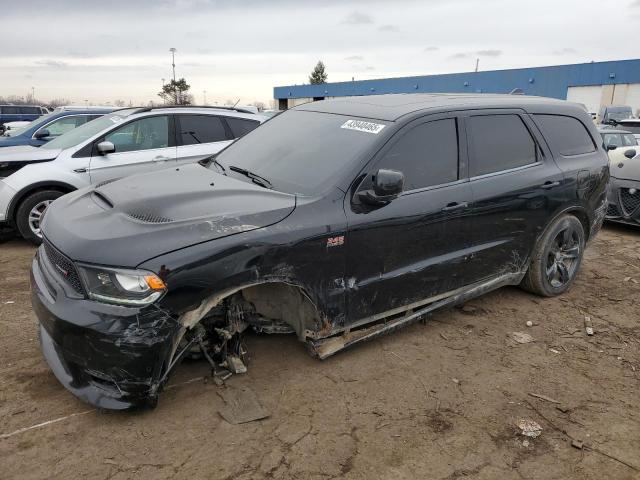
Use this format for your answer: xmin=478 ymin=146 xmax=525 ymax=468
xmin=0 ymin=224 xmax=639 ymax=480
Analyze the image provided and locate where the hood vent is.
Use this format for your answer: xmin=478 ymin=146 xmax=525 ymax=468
xmin=126 ymin=211 xmax=174 ymax=224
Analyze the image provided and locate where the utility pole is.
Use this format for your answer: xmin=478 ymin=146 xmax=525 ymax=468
xmin=475 ymin=58 xmax=479 ymax=72
xmin=169 ymin=48 xmax=177 ymax=104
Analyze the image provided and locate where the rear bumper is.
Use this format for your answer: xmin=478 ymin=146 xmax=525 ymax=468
xmin=606 ymin=178 xmax=640 ymax=226
xmin=30 ymin=246 xmax=183 ymax=409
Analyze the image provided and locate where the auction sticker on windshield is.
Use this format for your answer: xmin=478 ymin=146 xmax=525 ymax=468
xmin=341 ymin=119 xmax=385 ymax=134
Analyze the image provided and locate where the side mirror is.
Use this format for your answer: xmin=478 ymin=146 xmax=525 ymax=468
xmin=358 ymin=169 xmax=404 ymax=205
xmin=606 ymin=144 xmax=617 ymax=151
xmin=624 ymin=149 xmax=637 ymax=159
xmin=97 ymin=141 xmax=115 ymax=155
xmin=34 ymin=129 xmax=50 ymax=140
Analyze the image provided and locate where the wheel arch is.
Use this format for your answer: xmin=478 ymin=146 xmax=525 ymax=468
xmin=7 ymin=181 xmax=77 ymax=225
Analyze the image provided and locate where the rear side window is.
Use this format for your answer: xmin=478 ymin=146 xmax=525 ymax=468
xmin=179 ymin=115 xmax=227 ymax=145
xmin=378 ymin=118 xmax=459 ymax=190
xmin=21 ymin=106 xmax=40 ymax=114
xmin=226 ymin=117 xmax=260 ymax=138
xmin=533 ymin=114 xmax=595 ymax=156
xmin=2 ymin=106 xmax=18 ymax=114
xmin=468 ymin=114 xmax=537 ymax=177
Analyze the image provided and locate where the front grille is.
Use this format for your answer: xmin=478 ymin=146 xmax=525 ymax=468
xmin=606 ymin=204 xmax=620 ymax=217
xmin=619 ymin=188 xmax=640 ymax=216
xmin=43 ymin=240 xmax=85 ymax=295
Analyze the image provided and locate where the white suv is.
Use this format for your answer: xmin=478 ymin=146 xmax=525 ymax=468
xmin=0 ymin=106 xmax=266 ymax=243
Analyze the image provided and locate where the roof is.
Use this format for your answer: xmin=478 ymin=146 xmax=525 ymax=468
xmin=294 ymin=93 xmax=576 ymax=122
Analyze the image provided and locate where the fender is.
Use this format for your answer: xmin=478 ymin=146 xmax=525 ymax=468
xmin=7 ymin=180 xmax=77 ymax=225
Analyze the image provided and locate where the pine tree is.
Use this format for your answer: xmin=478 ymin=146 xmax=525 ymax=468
xmin=309 ymin=61 xmax=328 ymax=84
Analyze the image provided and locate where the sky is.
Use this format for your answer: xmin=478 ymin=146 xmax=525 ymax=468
xmin=1 ymin=0 xmax=639 ymax=107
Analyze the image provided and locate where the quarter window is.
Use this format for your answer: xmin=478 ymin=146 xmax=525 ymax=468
xmin=104 ymin=115 xmax=169 ymax=153
xmin=179 ymin=115 xmax=227 ymax=145
xmin=378 ymin=118 xmax=459 ymax=190
xmin=468 ymin=114 xmax=537 ymax=177
xmin=226 ymin=117 xmax=260 ymax=138
xmin=533 ymin=114 xmax=596 ymax=156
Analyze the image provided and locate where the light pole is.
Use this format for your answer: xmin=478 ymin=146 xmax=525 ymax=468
xmin=203 ymin=90 xmax=207 ymax=105
xmin=169 ymin=48 xmax=177 ymax=104
xmin=161 ymin=78 xmax=166 ymax=104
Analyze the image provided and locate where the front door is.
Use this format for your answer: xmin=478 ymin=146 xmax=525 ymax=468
xmin=89 ymin=114 xmax=177 ymax=184
xmin=345 ymin=115 xmax=474 ymax=324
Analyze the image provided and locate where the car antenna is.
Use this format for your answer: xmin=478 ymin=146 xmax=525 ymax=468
xmin=232 ymin=98 xmax=241 ymax=108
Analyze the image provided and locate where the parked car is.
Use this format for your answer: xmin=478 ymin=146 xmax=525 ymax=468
xmin=602 ymin=129 xmax=640 ymax=226
xmin=0 ymin=106 xmax=265 ymax=243
xmin=30 ymin=93 xmax=609 ymax=409
xmin=609 ymin=119 xmax=640 ymax=141
xmin=0 ymin=105 xmax=47 ymax=134
xmin=0 ymin=108 xmax=114 ymax=147
xmin=2 ymin=121 xmax=31 ymax=133
xmin=597 ymin=105 xmax=633 ymax=125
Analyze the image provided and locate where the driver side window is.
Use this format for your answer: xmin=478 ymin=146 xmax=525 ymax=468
xmin=39 ymin=115 xmax=91 ymax=137
xmin=105 ymin=116 xmax=169 ymax=153
xmin=377 ymin=118 xmax=459 ymax=191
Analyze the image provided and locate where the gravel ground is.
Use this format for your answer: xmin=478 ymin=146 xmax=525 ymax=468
xmin=0 ymin=224 xmax=639 ymax=480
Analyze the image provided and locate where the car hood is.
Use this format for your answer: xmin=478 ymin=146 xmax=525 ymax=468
xmin=41 ymin=163 xmax=297 ymax=267
xmin=610 ymin=149 xmax=640 ymax=181
xmin=0 ymin=145 xmax=61 ymax=161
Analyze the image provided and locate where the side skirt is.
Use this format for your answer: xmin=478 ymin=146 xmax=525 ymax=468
xmin=308 ymin=271 xmax=525 ymax=359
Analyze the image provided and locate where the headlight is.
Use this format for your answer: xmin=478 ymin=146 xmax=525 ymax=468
xmin=77 ymin=264 xmax=166 ymax=306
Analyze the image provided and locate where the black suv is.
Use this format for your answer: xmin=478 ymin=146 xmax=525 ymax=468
xmin=30 ymin=94 xmax=609 ymax=409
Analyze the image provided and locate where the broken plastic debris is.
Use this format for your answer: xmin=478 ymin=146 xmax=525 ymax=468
xmin=526 ymin=320 xmax=533 ymax=327
xmin=571 ymin=439 xmax=584 ymax=450
xmin=4 ymin=301 xmax=15 ymax=304
xmin=517 ymin=419 xmax=543 ymax=438
xmin=217 ymin=386 xmax=269 ymax=425
xmin=225 ymin=355 xmax=247 ymax=374
xmin=584 ymin=316 xmax=594 ymax=336
xmin=509 ymin=332 xmax=534 ymax=344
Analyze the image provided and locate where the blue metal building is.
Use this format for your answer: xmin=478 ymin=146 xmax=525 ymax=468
xmin=274 ymin=59 xmax=640 ymax=114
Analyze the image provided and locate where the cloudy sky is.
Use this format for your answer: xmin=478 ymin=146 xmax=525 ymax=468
xmin=1 ymin=0 xmax=638 ymax=107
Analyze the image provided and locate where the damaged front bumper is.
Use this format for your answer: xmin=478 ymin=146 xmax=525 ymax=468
xmin=30 ymin=247 xmax=183 ymax=409
xmin=605 ymin=177 xmax=640 ymax=226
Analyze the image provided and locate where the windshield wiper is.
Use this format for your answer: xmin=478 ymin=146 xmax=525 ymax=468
xmin=228 ymin=165 xmax=272 ymax=189
xmin=199 ymin=155 xmax=227 ymax=175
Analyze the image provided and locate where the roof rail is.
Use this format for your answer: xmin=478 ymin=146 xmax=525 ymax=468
xmin=130 ymin=105 xmax=257 ymax=115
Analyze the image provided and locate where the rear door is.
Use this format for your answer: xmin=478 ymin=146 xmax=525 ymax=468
xmin=89 ymin=114 xmax=177 ymax=184
xmin=345 ymin=114 xmax=475 ymax=323
xmin=463 ymin=110 xmax=564 ymax=283
xmin=175 ymin=114 xmax=233 ymax=165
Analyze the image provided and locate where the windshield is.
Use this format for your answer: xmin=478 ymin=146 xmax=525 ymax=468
xmin=42 ymin=110 xmax=134 ymax=150
xmin=608 ymin=110 xmax=632 ymax=122
xmin=213 ymin=110 xmax=387 ymax=195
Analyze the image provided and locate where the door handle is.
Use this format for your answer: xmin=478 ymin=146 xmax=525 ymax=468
xmin=152 ymin=156 xmax=171 ymax=162
xmin=441 ymin=201 xmax=468 ymax=212
xmin=540 ymin=181 xmax=561 ymax=189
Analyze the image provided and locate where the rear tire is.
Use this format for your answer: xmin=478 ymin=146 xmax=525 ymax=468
xmin=15 ymin=190 xmax=64 ymax=245
xmin=520 ymin=215 xmax=585 ymax=297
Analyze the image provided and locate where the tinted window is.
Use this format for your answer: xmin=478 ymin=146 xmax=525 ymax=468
xmin=378 ymin=119 xmax=458 ymax=190
xmin=468 ymin=115 xmax=537 ymax=177
xmin=226 ymin=117 xmax=260 ymax=138
xmin=21 ymin=106 xmax=40 ymax=114
xmin=179 ymin=115 xmax=227 ymax=145
xmin=533 ymin=114 xmax=595 ymax=156
xmin=105 ymin=115 xmax=169 ymax=153
xmin=214 ymin=110 xmax=388 ymax=196
xmin=2 ymin=106 xmax=18 ymax=114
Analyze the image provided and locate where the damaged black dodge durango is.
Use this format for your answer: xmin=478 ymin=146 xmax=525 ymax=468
xmin=30 ymin=94 xmax=609 ymax=409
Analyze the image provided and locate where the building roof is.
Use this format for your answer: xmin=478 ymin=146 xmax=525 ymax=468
xmin=294 ymin=93 xmax=576 ymax=121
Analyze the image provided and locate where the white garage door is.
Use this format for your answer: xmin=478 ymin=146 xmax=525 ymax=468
xmin=624 ymin=84 xmax=640 ymax=116
xmin=567 ymin=86 xmax=602 ymax=114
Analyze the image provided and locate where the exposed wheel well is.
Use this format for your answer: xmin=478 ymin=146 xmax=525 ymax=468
xmin=564 ymin=209 xmax=591 ymax=241
xmin=9 ymin=183 xmax=76 ymax=225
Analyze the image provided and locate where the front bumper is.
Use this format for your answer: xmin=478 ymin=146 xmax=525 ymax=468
xmin=30 ymin=244 xmax=183 ymax=409
xmin=605 ymin=178 xmax=640 ymax=226
xmin=0 ymin=180 xmax=17 ymax=223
